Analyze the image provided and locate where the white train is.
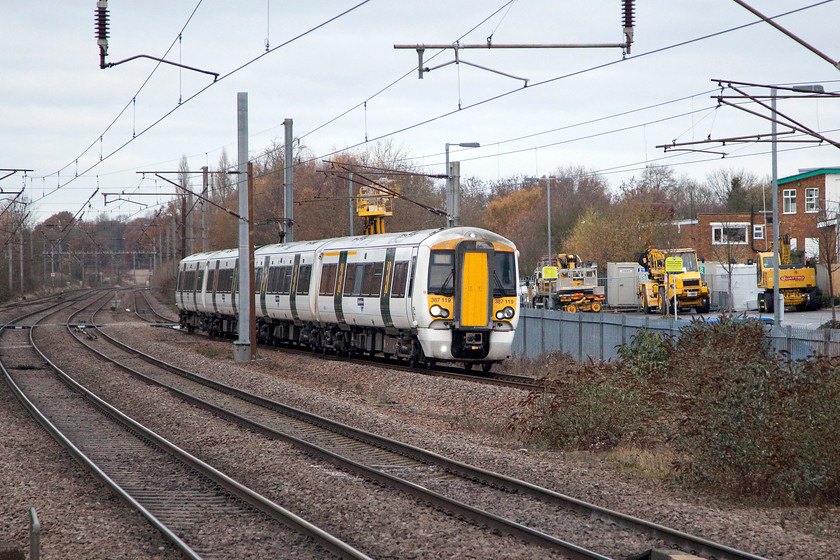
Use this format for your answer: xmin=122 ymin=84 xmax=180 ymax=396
xmin=175 ymin=227 xmax=520 ymax=371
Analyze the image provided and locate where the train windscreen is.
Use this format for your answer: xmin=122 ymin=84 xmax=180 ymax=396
xmin=428 ymin=250 xmax=455 ymax=296
xmin=492 ymin=252 xmax=517 ymax=297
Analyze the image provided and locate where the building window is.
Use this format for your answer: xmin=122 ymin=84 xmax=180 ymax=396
xmin=805 ymin=237 xmax=819 ymax=260
xmin=712 ymin=223 xmax=749 ymax=245
xmin=753 ymin=224 xmax=764 ymax=240
xmin=805 ymin=188 xmax=819 ymax=213
xmin=783 ymin=189 xmax=797 ymax=214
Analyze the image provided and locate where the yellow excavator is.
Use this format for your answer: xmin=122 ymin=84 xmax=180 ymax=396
xmin=756 ymin=234 xmax=817 ymax=312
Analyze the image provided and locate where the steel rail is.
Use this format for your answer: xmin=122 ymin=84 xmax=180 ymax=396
xmin=5 ymin=292 xmax=373 ymax=560
xmin=80 ymin=299 xmax=612 ymax=560
xmin=89 ymin=298 xmax=770 ymax=560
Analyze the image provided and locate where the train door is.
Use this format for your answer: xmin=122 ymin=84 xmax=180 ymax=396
xmin=455 ymin=241 xmax=493 ymax=329
xmin=211 ymin=260 xmax=220 ymax=314
xmin=386 ymin=247 xmax=415 ymax=329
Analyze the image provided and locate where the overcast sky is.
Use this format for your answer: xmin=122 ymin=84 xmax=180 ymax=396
xmin=2 ymin=0 xmax=840 ymax=224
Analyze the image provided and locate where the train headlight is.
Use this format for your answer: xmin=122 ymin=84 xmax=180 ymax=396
xmin=430 ymin=304 xmax=450 ymax=318
xmin=495 ymin=306 xmax=515 ymax=320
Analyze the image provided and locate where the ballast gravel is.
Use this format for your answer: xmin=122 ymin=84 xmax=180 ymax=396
xmin=0 ymin=292 xmax=838 ymax=559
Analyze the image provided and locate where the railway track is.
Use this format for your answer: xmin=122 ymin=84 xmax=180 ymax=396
xmin=1 ymin=292 xmax=371 ymax=560
xmin=83 ymin=292 xmax=771 ymax=560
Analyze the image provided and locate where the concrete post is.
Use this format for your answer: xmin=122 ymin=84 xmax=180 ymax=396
xmin=234 ymin=92 xmax=252 ymax=362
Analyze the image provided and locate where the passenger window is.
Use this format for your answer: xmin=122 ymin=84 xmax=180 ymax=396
xmin=254 ymin=267 xmax=263 ymax=294
xmin=279 ymin=266 xmax=293 ymax=295
xmin=320 ymin=264 xmax=337 ymax=296
xmin=296 ymin=264 xmax=311 ymax=295
xmin=391 ymin=261 xmax=408 ymax=298
xmin=362 ymin=263 xmax=384 ymax=296
xmin=343 ymin=263 xmax=357 ymax=296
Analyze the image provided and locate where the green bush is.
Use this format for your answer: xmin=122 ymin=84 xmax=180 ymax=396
xmin=508 ymin=360 xmax=658 ymax=451
xmin=508 ymin=316 xmax=840 ymax=504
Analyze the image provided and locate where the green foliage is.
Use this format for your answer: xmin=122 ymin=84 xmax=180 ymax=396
xmin=508 ymin=360 xmax=658 ymax=452
xmin=508 ymin=316 xmax=840 ymax=504
xmin=616 ymin=329 xmax=671 ymax=377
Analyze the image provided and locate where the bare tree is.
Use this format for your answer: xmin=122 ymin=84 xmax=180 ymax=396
xmin=709 ymin=219 xmax=749 ymax=313
xmin=816 ymin=210 xmax=840 ymax=322
xmin=705 ymin=168 xmax=768 ymax=212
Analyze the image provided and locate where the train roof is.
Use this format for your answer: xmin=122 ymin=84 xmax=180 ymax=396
xmin=180 ymin=227 xmax=517 ymax=264
xmin=256 ymin=226 xmax=516 ymax=254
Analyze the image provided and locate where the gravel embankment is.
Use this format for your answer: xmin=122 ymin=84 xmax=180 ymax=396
xmin=1 ymin=292 xmax=838 ymax=559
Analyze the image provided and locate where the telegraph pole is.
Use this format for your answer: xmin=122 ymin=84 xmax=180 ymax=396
xmin=283 ymin=118 xmax=294 ymax=242
xmin=201 ymin=166 xmax=208 ymax=252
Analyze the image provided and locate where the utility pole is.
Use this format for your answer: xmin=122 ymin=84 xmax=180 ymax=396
xmin=348 ymin=172 xmax=354 ymax=236
xmin=201 ymin=166 xmax=208 ymax=252
xmin=283 ymin=118 xmax=294 ymax=242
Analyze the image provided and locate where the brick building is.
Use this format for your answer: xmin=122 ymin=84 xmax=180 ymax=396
xmin=676 ymin=212 xmax=771 ymax=264
xmin=777 ymin=167 xmax=840 ymax=260
xmin=673 ymin=168 xmax=840 ymax=265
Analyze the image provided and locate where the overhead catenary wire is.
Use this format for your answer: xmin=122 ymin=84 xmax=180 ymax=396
xmin=27 ymin=1 xmax=373 ymax=210
xmin=288 ymin=1 xmax=837 ymax=179
xmin=27 ymin=0 xmax=837 ymax=225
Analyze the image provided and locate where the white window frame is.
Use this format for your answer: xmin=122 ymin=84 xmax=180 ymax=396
xmin=783 ymin=189 xmax=797 ymax=214
xmin=753 ymin=224 xmax=764 ymax=240
xmin=711 ymin=222 xmax=749 ymax=245
xmin=805 ymin=187 xmax=819 ymax=213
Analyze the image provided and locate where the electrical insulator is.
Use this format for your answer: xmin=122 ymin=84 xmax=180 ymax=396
xmin=622 ymin=0 xmax=635 ymax=29
xmin=622 ymin=0 xmax=635 ymax=54
xmin=96 ymin=0 xmax=109 ymax=65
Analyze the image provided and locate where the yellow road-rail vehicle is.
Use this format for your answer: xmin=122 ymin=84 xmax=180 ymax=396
xmin=528 ymin=253 xmax=604 ymax=312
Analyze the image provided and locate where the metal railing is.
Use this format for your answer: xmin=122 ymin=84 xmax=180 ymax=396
xmin=30 ymin=507 xmax=40 ymax=560
xmin=511 ymin=308 xmax=840 ymax=361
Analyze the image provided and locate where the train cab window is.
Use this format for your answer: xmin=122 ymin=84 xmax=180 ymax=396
xmin=296 ymin=264 xmax=311 ymax=295
xmin=492 ymin=252 xmax=518 ymax=297
xmin=390 ymin=261 xmax=408 ymax=298
xmin=428 ymin=250 xmax=455 ymax=296
xmin=320 ymin=263 xmax=337 ymax=296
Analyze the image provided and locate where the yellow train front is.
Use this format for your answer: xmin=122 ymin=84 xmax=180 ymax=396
xmin=412 ymin=228 xmax=519 ymax=371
